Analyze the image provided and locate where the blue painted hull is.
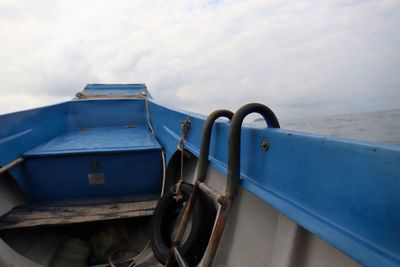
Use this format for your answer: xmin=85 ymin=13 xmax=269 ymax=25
xmin=0 ymin=84 xmax=399 ymax=267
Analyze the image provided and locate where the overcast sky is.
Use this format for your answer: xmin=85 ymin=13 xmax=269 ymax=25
xmin=0 ymin=0 xmax=399 ymax=119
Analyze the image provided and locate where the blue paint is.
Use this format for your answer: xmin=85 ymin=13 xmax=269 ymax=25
xmin=0 ymin=95 xmax=162 ymax=202
xmin=0 ymin=103 xmax=69 ymax=198
xmin=68 ymin=99 xmax=147 ymax=128
xmin=24 ymin=126 xmax=161 ymax=157
xmin=0 ymin=103 xmax=69 ymax=163
xmin=0 ymin=84 xmax=399 ymax=266
xmin=20 ymin=122 xmax=163 ymax=201
xmin=149 ymin=99 xmax=400 ymax=267
xmin=23 ymin=152 xmax=162 ymax=201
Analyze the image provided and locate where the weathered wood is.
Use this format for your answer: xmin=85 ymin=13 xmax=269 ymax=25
xmin=75 ymin=92 xmax=144 ymax=99
xmin=0 ymin=200 xmax=157 ymax=230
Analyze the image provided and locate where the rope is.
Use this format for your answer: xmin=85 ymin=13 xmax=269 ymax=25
xmin=161 ymin=150 xmax=167 ymax=197
xmin=97 ymin=240 xmax=151 ymax=267
xmin=141 ymin=92 xmax=155 ymax=135
xmin=131 ymin=241 xmax=151 ymax=266
xmin=172 ymin=117 xmax=191 ymax=201
xmin=107 ymin=255 xmax=118 ymax=267
xmin=180 ymin=138 xmax=184 ymax=181
xmin=142 ymin=92 xmax=167 ymax=198
xmin=178 ymin=117 xmax=191 ymax=181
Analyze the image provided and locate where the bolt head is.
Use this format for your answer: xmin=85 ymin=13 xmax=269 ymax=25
xmin=261 ymin=139 xmax=269 ymax=151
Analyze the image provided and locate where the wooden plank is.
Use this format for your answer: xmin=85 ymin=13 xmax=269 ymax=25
xmin=0 ymin=200 xmax=157 ymax=230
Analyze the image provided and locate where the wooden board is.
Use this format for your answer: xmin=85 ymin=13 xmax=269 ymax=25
xmin=0 ymin=200 xmax=158 ymax=230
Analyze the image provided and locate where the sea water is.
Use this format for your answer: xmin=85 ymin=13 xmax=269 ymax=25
xmin=258 ymin=109 xmax=400 ymax=145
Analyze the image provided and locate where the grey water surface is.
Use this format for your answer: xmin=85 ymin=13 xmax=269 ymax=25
xmin=257 ymin=109 xmax=400 ymax=145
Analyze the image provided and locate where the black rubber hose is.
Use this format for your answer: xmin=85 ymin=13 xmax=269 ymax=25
xmin=197 ymin=110 xmax=234 ymax=183
xmin=227 ymin=103 xmax=280 ymax=196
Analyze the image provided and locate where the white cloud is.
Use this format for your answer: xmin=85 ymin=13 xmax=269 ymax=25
xmin=0 ymin=0 xmax=399 ymax=118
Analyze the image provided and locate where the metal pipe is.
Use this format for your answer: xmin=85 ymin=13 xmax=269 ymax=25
xmin=201 ymin=199 xmax=232 ymax=267
xmin=172 ymin=186 xmax=199 ymax=248
xmin=173 ymin=247 xmax=189 ymax=267
xmin=0 ymin=158 xmax=24 ymax=175
xmin=202 ymin=103 xmax=279 ymax=267
xmin=199 ymin=182 xmax=223 ymax=203
xmin=165 ymin=254 xmax=174 ymax=267
xmin=197 ymin=110 xmax=234 ymax=182
xmin=227 ymin=103 xmax=280 ymax=197
xmin=168 ymin=105 xmax=279 ymax=267
xmin=167 ymin=110 xmax=234 ymax=265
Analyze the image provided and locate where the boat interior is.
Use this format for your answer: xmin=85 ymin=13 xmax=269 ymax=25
xmin=0 ymin=84 xmax=398 ymax=267
xmin=0 ymin=87 xmax=165 ymax=266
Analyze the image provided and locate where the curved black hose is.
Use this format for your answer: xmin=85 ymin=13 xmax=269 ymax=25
xmin=227 ymin=103 xmax=280 ymax=196
xmin=197 ymin=110 xmax=234 ymax=182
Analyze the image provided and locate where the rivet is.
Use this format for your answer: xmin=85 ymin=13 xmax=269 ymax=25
xmin=261 ymin=139 xmax=269 ymax=151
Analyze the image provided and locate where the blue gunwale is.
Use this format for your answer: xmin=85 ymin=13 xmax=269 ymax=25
xmin=148 ymin=98 xmax=400 ymax=267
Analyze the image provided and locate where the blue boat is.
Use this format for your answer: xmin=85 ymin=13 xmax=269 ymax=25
xmin=0 ymin=84 xmax=399 ymax=267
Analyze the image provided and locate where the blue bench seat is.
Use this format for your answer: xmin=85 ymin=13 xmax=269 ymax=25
xmin=24 ymin=126 xmax=161 ymax=157
xmin=21 ymin=126 xmax=163 ymax=202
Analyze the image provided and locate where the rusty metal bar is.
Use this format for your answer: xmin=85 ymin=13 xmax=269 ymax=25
xmin=164 ymin=254 xmax=174 ymax=267
xmin=0 ymin=158 xmax=24 ymax=175
xmin=198 ymin=182 xmax=223 ymax=203
xmin=166 ymin=105 xmax=279 ymax=266
xmin=173 ymin=186 xmax=199 ymax=247
xmin=200 ymin=103 xmax=280 ymax=266
xmin=164 ymin=110 xmax=234 ymax=266
xmin=202 ymin=198 xmax=232 ymax=267
xmin=173 ymin=247 xmax=189 ymax=267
